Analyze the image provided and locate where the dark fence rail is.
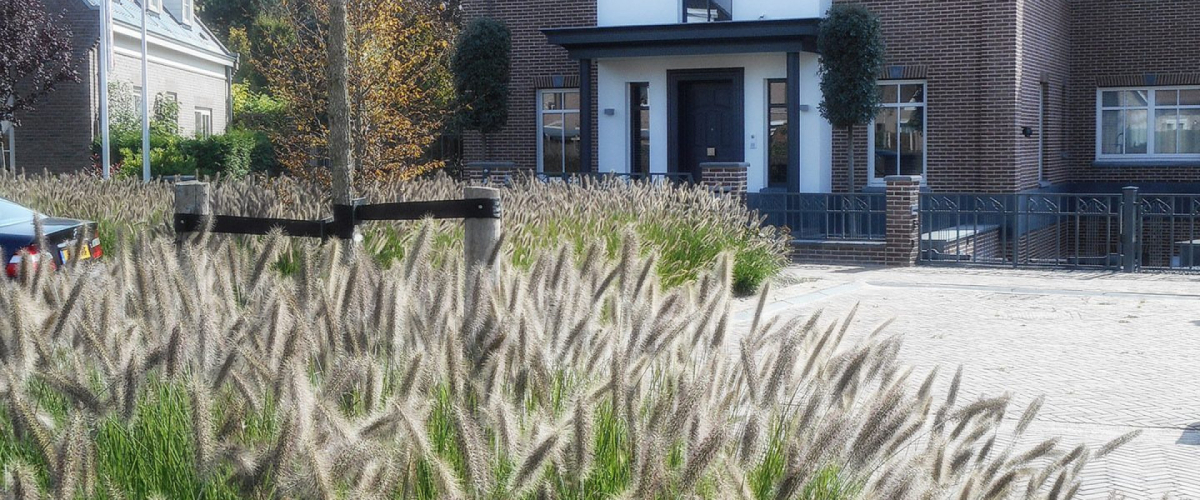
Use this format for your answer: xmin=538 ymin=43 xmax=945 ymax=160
xmin=747 ymin=192 xmax=886 ymax=241
xmin=919 ymin=193 xmax=1125 ymax=269
xmin=1138 ymin=194 xmax=1200 ymax=270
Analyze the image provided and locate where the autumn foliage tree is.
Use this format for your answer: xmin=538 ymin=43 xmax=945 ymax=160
xmin=0 ymin=0 xmax=80 ymax=124
xmin=256 ymin=0 xmax=455 ymax=180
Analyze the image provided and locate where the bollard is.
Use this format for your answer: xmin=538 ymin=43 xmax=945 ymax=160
xmin=174 ymin=180 xmax=211 ymax=243
xmin=1121 ymin=186 xmax=1138 ymax=272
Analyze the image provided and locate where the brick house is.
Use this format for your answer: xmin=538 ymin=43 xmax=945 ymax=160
xmin=463 ymin=0 xmax=1200 ymax=195
xmin=1 ymin=0 xmax=236 ymax=174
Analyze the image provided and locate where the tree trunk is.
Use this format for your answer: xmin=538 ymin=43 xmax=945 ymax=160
xmin=846 ymin=125 xmax=858 ymax=237
xmin=846 ymin=125 xmax=856 ymax=193
xmin=328 ymin=0 xmax=353 ymax=206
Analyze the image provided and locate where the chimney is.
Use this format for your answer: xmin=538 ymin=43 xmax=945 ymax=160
xmin=162 ymin=0 xmax=194 ymax=26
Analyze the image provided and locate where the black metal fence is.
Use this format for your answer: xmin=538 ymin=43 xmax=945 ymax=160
xmin=918 ymin=193 xmax=1127 ymax=269
xmin=748 ymin=192 xmax=886 ymax=241
xmin=1138 ymin=194 xmax=1200 ymax=271
xmin=535 ymin=172 xmax=695 ymax=184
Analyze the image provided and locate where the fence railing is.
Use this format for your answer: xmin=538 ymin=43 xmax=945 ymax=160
xmin=747 ymin=192 xmax=886 ymax=241
xmin=1138 ymin=194 xmax=1200 ymax=270
xmin=918 ymin=193 xmax=1126 ymax=268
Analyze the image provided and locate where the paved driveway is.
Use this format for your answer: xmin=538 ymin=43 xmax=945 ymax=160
xmin=734 ymin=266 xmax=1200 ymax=499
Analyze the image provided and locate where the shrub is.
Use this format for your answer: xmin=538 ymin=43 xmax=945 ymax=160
xmin=182 ymin=132 xmax=255 ymax=178
xmin=0 ymin=232 xmax=1135 ymax=499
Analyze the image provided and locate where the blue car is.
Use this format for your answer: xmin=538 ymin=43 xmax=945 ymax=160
xmin=0 ymin=198 xmax=101 ymax=278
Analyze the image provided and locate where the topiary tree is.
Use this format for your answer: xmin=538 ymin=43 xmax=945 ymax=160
xmin=451 ymin=17 xmax=511 ymax=159
xmin=818 ymin=4 xmax=885 ymax=192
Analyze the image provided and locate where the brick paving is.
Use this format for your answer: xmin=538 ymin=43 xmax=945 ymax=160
xmin=735 ymin=266 xmax=1200 ymax=499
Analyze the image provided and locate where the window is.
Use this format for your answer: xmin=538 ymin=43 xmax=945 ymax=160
xmin=133 ymin=86 xmax=143 ymax=117
xmin=870 ymin=81 xmax=926 ymax=183
xmin=684 ymin=0 xmax=731 ymax=22
xmin=194 ymin=107 xmax=212 ymax=138
xmin=538 ymin=89 xmax=581 ymax=174
xmin=767 ymin=79 xmax=788 ymax=188
xmin=630 ymin=83 xmax=650 ymax=176
xmin=0 ymin=123 xmax=13 ymax=171
xmin=182 ymin=0 xmax=193 ymax=24
xmin=146 ymin=0 xmax=161 ymax=13
xmin=1098 ymin=87 xmax=1200 ymax=159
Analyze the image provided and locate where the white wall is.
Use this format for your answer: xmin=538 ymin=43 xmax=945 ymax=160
xmin=598 ymin=0 xmax=831 ymax=26
xmin=112 ymin=31 xmax=230 ymax=137
xmin=596 ymin=53 xmax=831 ymax=192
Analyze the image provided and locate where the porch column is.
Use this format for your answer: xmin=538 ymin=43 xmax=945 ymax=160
xmin=786 ymin=52 xmax=802 ymax=192
xmin=579 ymin=58 xmax=594 ymax=173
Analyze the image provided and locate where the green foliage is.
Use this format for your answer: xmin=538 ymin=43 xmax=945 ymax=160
xmin=182 ymin=130 xmax=256 ymax=178
xmin=452 ymin=17 xmax=511 ymax=135
xmin=817 ymin=4 xmax=885 ymax=129
xmin=232 ymin=82 xmax=287 ymax=129
xmin=106 ymin=81 xmax=180 ymax=135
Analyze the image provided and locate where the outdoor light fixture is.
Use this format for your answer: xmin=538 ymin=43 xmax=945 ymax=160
xmin=1022 ymin=126 xmax=1034 ymax=137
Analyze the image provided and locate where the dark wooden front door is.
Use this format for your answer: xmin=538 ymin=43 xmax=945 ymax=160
xmin=670 ymin=70 xmax=744 ymax=181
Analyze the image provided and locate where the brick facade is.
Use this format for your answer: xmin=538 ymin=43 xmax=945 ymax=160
xmin=12 ymin=0 xmax=100 ymax=175
xmin=461 ymin=1 xmax=597 ymax=175
xmin=1067 ymin=0 xmax=1200 ymax=185
xmin=834 ymin=0 xmax=1200 ymax=193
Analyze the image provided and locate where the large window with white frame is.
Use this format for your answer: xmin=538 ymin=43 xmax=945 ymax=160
xmin=1097 ymin=87 xmax=1200 ymax=159
xmin=683 ymin=0 xmax=731 ymax=22
xmin=870 ymin=81 xmax=926 ymax=183
xmin=538 ymin=89 xmax=581 ymax=174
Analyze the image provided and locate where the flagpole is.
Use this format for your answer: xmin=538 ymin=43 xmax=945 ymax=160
xmin=140 ymin=0 xmax=150 ymax=183
xmin=99 ymin=0 xmax=111 ymax=179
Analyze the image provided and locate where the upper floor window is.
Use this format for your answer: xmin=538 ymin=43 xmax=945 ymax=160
xmin=684 ymin=0 xmax=731 ymax=23
xmin=1098 ymin=87 xmax=1200 ymax=159
xmin=870 ymin=81 xmax=926 ymax=183
xmin=182 ymin=0 xmax=194 ymax=24
xmin=147 ymin=0 xmax=162 ymax=13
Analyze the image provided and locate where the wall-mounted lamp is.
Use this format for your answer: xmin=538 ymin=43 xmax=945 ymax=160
xmin=1022 ymin=126 xmax=1034 ymax=138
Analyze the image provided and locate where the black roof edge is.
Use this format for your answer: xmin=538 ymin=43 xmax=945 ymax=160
xmin=543 ymin=18 xmax=821 ymax=59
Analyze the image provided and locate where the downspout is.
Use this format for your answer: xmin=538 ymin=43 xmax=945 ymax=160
xmin=226 ymin=56 xmax=237 ymax=131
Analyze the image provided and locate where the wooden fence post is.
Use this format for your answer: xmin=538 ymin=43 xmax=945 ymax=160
xmin=463 ymin=186 xmax=501 ymax=309
xmin=174 ymin=180 xmax=210 ymax=242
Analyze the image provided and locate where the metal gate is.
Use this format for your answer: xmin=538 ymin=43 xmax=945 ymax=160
xmin=918 ymin=192 xmax=1127 ymax=269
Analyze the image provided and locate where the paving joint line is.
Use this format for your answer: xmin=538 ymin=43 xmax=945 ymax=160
xmin=868 ymin=280 xmax=1200 ymax=299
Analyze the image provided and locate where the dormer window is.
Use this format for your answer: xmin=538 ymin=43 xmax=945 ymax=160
xmin=684 ymin=0 xmax=731 ymax=23
xmin=147 ymin=0 xmax=161 ymax=13
xmin=182 ymin=0 xmax=193 ymax=24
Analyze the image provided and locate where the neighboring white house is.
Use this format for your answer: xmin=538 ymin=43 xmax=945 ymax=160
xmin=9 ymin=0 xmax=235 ymax=174
xmin=543 ymin=0 xmax=833 ymax=192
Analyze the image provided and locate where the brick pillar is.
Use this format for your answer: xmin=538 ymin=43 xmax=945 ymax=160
xmin=699 ymin=162 xmax=748 ymax=198
xmin=885 ymin=175 xmax=922 ymax=266
xmin=463 ymin=161 xmax=527 ymax=185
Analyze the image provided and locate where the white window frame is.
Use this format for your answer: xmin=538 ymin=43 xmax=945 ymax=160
xmin=1095 ymin=85 xmax=1200 ymax=161
xmin=536 ymin=88 xmax=580 ymax=174
xmin=147 ymin=0 xmax=162 ymax=13
xmin=182 ymin=0 xmax=194 ymax=24
xmin=868 ymin=80 xmax=928 ymax=186
xmin=0 ymin=122 xmax=14 ymax=171
xmin=194 ymin=107 xmax=212 ymax=138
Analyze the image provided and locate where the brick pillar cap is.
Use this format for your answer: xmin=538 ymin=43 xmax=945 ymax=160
xmin=699 ymin=162 xmax=750 ymax=169
xmin=884 ymin=175 xmax=922 ymax=183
